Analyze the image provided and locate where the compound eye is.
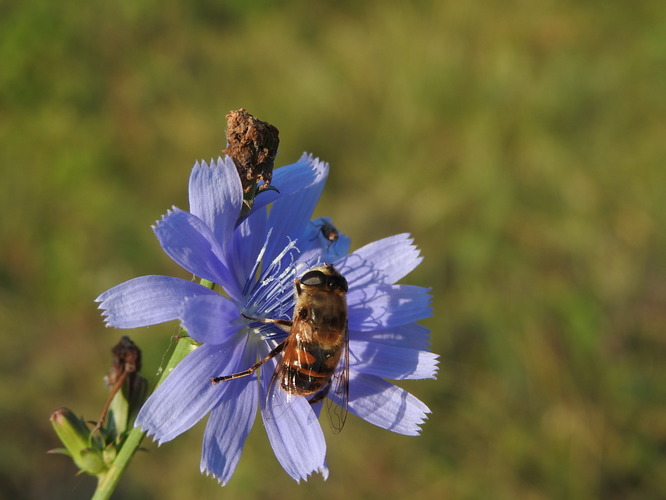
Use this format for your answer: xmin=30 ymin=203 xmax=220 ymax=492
xmin=301 ymin=270 xmax=326 ymax=287
xmin=329 ymin=276 xmax=348 ymax=293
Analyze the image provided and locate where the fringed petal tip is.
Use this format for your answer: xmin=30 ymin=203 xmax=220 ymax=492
xmin=213 ymin=155 xmax=236 ymax=169
xmin=193 ymin=155 xmax=235 ymax=170
xmin=412 ymin=402 xmax=433 ymax=435
xmin=94 ymin=276 xmax=209 ymax=329
xmin=151 ymin=206 xmax=183 ymax=230
xmin=343 ymin=375 xmax=432 ymax=436
xmin=98 ymin=313 xmax=113 ymax=328
xmin=431 ymin=354 xmax=441 ymax=379
xmin=349 ymin=341 xmax=439 ymax=381
xmin=410 ymin=351 xmax=439 ymax=381
xmin=193 ymin=155 xmax=237 ymax=177
xmin=391 ymin=401 xmax=432 ymax=437
xmin=135 ymin=417 xmax=193 ymax=447
xmin=398 ymin=232 xmax=423 ymax=256
xmin=133 ymin=422 xmax=165 ymax=446
xmin=298 ymin=152 xmax=329 ymax=183
xmin=94 ymin=295 xmax=114 ymax=328
xmin=94 ymin=295 xmax=105 ymax=308
xmin=201 ymin=469 xmax=228 ymax=487
xmin=398 ymin=233 xmax=424 ymax=267
xmin=292 ymin=464 xmax=329 ymax=484
xmin=94 ymin=294 xmax=113 ymax=328
xmin=339 ymin=233 xmax=425 ymax=287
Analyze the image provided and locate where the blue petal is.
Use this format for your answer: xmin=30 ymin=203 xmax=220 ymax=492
xmin=336 ymin=234 xmax=422 ymax=286
xmin=200 ymin=343 xmax=258 ymax=485
xmin=154 ymin=208 xmax=237 ymax=294
xmin=136 ymin=337 xmax=252 ymax=444
xmin=188 ymin=157 xmax=243 ymax=254
xmin=259 ymin=343 xmax=327 ymax=482
xmin=347 ymin=284 xmax=432 ymax=331
xmin=322 ymin=233 xmax=351 ymax=262
xmin=351 ymin=323 xmax=432 ymax=350
xmin=298 ymin=217 xmax=351 ymax=263
xmin=96 ymin=275 xmax=216 ymax=328
xmin=182 ymin=295 xmax=244 ymax=345
xmin=332 ymin=373 xmax=430 ymax=436
xmin=262 ymin=156 xmax=328 ymax=267
xmin=248 ymin=153 xmax=319 ymax=215
xmin=228 ymin=207 xmax=267 ymax=297
xmin=348 ymin=340 xmax=439 ymax=380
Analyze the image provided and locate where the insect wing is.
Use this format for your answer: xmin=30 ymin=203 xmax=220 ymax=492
xmin=260 ymin=343 xmax=326 ymax=472
xmin=325 ymin=327 xmax=349 ymax=433
xmin=262 ymin=338 xmax=295 ymax=421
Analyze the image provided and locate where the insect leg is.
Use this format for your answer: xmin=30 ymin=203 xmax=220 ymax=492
xmin=241 ymin=313 xmax=292 ymax=333
xmin=211 ymin=340 xmax=286 ymax=384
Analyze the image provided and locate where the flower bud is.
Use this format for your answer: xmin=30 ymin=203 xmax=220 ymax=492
xmin=49 ymin=408 xmax=106 ymax=476
xmin=109 ymin=370 xmax=148 ymax=438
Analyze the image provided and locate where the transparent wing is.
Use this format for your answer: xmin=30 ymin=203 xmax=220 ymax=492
xmin=325 ymin=326 xmax=349 ymax=433
xmin=263 ymin=338 xmax=293 ymax=421
xmin=260 ymin=346 xmax=327 ymax=480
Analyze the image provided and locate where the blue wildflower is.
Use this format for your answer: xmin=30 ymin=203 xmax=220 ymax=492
xmin=97 ymin=153 xmax=437 ymax=484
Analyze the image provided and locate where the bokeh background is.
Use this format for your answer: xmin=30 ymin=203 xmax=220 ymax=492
xmin=2 ymin=1 xmax=666 ymax=498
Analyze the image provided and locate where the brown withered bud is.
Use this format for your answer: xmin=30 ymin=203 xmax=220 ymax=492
xmin=224 ymin=109 xmax=280 ymax=197
xmin=106 ymin=335 xmax=142 ymax=387
xmin=93 ymin=335 xmax=143 ymax=435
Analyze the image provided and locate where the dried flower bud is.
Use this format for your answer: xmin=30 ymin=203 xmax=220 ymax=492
xmin=107 ymin=335 xmax=141 ymax=387
xmin=96 ymin=336 xmax=146 ymax=439
xmin=224 ymin=108 xmax=280 ymax=211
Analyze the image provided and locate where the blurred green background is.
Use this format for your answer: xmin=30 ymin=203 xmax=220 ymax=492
xmin=2 ymin=0 xmax=666 ymax=498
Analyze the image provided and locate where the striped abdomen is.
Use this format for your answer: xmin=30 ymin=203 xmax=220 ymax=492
xmin=281 ymin=337 xmax=344 ymax=396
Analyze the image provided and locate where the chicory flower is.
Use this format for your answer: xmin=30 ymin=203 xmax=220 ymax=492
xmin=97 ymin=153 xmax=436 ymax=484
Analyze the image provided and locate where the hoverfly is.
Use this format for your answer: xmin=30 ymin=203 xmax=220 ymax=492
xmin=211 ymin=263 xmax=350 ymax=431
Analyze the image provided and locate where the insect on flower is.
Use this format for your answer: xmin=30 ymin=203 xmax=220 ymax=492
xmin=211 ymin=263 xmax=350 ymax=431
xmin=317 ymin=220 xmax=339 ymax=244
xmin=96 ymin=152 xmax=436 ymax=484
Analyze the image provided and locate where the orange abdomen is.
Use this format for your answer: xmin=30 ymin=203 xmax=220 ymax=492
xmin=281 ymin=337 xmax=343 ymax=396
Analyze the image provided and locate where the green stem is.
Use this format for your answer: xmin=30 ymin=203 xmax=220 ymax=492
xmin=92 ymin=425 xmax=145 ymax=500
xmin=91 ymin=330 xmax=201 ymax=500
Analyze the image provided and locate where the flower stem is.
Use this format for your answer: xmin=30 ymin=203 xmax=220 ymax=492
xmin=91 ymin=332 xmax=200 ymax=500
xmin=92 ymin=425 xmax=145 ymax=500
